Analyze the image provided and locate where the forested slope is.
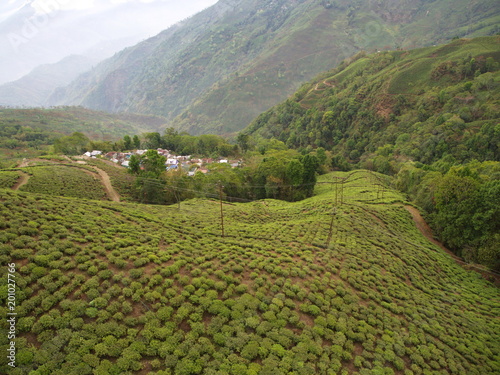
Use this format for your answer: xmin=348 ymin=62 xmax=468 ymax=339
xmin=245 ymin=36 xmax=499 ymax=164
xmin=49 ymin=0 xmax=500 ymax=134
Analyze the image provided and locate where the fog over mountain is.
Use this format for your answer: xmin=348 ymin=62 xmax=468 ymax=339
xmin=0 ymin=0 xmax=217 ymax=84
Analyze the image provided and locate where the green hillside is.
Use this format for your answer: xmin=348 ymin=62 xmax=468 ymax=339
xmin=245 ymin=36 xmax=499 ymax=163
xmin=0 ymin=171 xmax=499 ymax=374
xmin=0 ymin=107 xmax=166 ymax=146
xmin=48 ymin=0 xmax=500 ymax=135
xmin=0 ymin=107 xmax=167 ymax=168
xmin=243 ymin=36 xmax=500 ymax=270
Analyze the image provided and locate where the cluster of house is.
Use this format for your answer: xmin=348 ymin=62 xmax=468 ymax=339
xmin=83 ymin=149 xmax=241 ymax=176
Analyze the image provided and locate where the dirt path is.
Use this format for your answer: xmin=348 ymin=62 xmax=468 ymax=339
xmin=404 ymin=205 xmax=500 ymax=284
xmin=17 ymin=159 xmax=30 ymax=168
xmin=404 ymin=205 xmax=461 ymax=260
xmin=14 ymin=157 xmax=120 ymax=202
xmin=12 ymin=171 xmax=30 ymax=191
xmin=16 ymin=158 xmax=61 ymax=167
xmin=91 ymin=166 xmax=120 ymax=202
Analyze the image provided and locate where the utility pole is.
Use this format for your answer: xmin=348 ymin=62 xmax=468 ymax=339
xmin=175 ymin=189 xmax=181 ymax=210
xmin=177 ymin=159 xmax=183 ymax=210
xmin=219 ymin=182 xmax=225 ymax=238
xmin=340 ymin=178 xmax=345 ymax=205
xmin=326 ymin=207 xmax=336 ymax=248
xmin=335 ymin=178 xmax=338 ymax=206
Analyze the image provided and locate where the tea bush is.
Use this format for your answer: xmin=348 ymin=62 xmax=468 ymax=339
xmin=0 ymin=171 xmax=499 ymax=374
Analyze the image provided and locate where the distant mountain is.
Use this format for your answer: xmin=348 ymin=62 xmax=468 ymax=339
xmin=0 ymin=0 xmax=216 ymax=84
xmin=49 ymin=0 xmax=500 ymax=135
xmin=0 ymin=55 xmax=98 ymax=107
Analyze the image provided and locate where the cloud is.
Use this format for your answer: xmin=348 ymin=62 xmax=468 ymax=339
xmin=32 ymin=0 xmax=97 ymax=14
xmin=0 ymin=0 xmax=219 ymax=83
xmin=30 ymin=0 xmax=197 ymax=14
xmin=0 ymin=1 xmax=27 ymax=23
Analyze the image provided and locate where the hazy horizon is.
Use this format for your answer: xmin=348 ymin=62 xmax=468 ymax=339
xmin=0 ymin=0 xmax=219 ymax=85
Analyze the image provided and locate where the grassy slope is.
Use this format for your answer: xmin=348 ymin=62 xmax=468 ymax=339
xmin=0 ymin=171 xmax=498 ymax=374
xmin=0 ymin=107 xmax=166 ymax=141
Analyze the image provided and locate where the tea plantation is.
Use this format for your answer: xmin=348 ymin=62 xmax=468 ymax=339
xmin=0 ymin=171 xmax=498 ymax=375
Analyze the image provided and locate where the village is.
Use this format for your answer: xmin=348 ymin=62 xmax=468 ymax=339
xmin=83 ymin=149 xmax=242 ymax=176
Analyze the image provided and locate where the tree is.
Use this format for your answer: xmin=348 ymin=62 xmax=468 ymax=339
xmin=285 ymin=159 xmax=305 ymax=201
xmin=163 ymin=128 xmax=180 ymax=151
xmin=301 ymin=154 xmax=320 ymax=197
xmin=144 ymin=132 xmax=163 ymax=149
xmin=132 ymin=135 xmax=141 ymax=149
xmin=123 ymin=135 xmax=132 ymax=150
xmin=53 ymin=132 xmax=90 ymax=155
xmin=237 ymin=133 xmax=251 ymax=152
xmin=128 ymin=155 xmax=141 ymax=175
xmin=142 ymin=150 xmax=166 ymax=178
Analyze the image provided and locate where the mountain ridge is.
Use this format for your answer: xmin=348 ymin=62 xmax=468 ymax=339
xmin=48 ymin=0 xmax=500 ymax=135
xmin=0 ymin=55 xmax=99 ymax=107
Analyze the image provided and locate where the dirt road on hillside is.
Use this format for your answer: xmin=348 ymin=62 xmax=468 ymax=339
xmin=404 ymin=205 xmax=461 ymax=260
xmin=12 ymin=171 xmax=30 ymax=191
xmin=92 ymin=166 xmax=120 ymax=202
xmin=404 ymin=205 xmax=499 ymax=284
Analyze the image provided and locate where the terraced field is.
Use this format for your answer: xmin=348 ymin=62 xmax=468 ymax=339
xmin=0 ymin=160 xmax=124 ymax=202
xmin=0 ymin=171 xmax=498 ymax=375
xmin=16 ymin=165 xmax=107 ymax=201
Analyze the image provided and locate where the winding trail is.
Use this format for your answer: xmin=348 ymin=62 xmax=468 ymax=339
xmin=14 ymin=157 xmax=120 ymax=203
xmin=403 ymin=205 xmax=458 ymax=259
xmin=403 ymin=204 xmax=499 ymax=284
xmin=12 ymin=171 xmax=30 ymax=191
xmin=91 ymin=166 xmax=120 ymax=202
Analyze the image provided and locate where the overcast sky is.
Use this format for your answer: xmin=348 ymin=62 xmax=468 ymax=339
xmin=0 ymin=0 xmax=219 ymax=84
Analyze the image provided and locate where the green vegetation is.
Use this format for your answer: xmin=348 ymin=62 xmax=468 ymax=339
xmin=0 ymin=106 xmax=166 ymax=149
xmin=246 ymin=37 xmax=499 ymax=167
xmin=0 ymin=171 xmax=21 ymax=189
xmin=84 ymin=159 xmax=137 ymax=202
xmin=138 ymin=130 xmax=238 ymax=157
xmin=0 ymin=171 xmax=498 ymax=374
xmin=0 ymin=106 xmax=167 ymax=168
xmin=128 ymin=147 xmax=323 ymax=205
xmin=244 ymin=36 xmax=500 ymax=269
xmin=396 ymin=160 xmax=500 ymax=270
xmin=17 ymin=166 xmax=107 ymax=201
